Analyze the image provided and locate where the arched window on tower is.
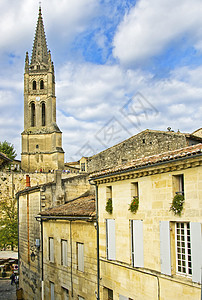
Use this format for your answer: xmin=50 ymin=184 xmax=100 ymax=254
xmin=33 ymin=80 xmax=36 ymax=90
xmin=40 ymin=80 xmax=44 ymax=89
xmin=42 ymin=102 xmax=46 ymax=126
xmin=31 ymin=102 xmax=36 ymax=127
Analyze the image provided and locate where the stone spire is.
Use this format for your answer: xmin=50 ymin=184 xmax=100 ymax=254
xmin=30 ymin=5 xmax=49 ymax=68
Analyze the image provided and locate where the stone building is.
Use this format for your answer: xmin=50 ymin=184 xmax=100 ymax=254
xmin=15 ymin=5 xmax=202 ymax=300
xmin=38 ymin=192 xmax=97 ymax=300
xmin=21 ymin=6 xmax=64 ymax=172
xmin=16 ymin=171 xmax=93 ymax=300
xmin=0 ymin=152 xmax=11 ymax=169
xmin=87 ymin=129 xmax=202 ymax=173
xmin=90 ymin=143 xmax=202 ymax=300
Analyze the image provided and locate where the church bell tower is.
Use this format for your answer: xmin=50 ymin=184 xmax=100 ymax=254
xmin=21 ymin=6 xmax=64 ymax=172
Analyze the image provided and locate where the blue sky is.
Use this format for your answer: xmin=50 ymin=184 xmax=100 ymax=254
xmin=0 ymin=0 xmax=202 ymax=161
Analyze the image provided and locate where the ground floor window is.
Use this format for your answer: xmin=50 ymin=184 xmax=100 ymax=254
xmin=176 ymin=222 xmax=192 ymax=276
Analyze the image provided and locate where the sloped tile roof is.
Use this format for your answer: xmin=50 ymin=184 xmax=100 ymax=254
xmin=90 ymin=143 xmax=202 ymax=178
xmin=40 ymin=193 xmax=95 ymax=217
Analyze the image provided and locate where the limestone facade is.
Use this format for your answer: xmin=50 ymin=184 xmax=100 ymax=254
xmin=21 ymin=7 xmax=64 ymax=172
xmin=90 ymin=143 xmax=202 ymax=300
xmin=17 ymin=171 xmax=92 ymax=300
xmin=87 ymin=129 xmax=202 ymax=173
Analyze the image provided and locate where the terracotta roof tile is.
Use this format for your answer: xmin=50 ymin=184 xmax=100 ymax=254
xmin=40 ymin=194 xmax=95 ymax=217
xmin=90 ymin=143 xmax=202 ymax=178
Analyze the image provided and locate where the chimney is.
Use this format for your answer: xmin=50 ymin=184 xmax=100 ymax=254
xmin=26 ymin=175 xmax=30 ymax=187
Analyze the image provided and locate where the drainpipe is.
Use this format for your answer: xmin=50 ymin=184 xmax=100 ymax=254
xmin=41 ymin=219 xmax=44 ymax=300
xmin=70 ymin=221 xmax=73 ymax=298
xmin=89 ymin=179 xmax=100 ymax=300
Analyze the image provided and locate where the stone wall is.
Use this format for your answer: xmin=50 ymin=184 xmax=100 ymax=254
xmin=0 ymin=171 xmax=55 ymax=204
xmin=87 ymin=130 xmax=193 ymax=173
xmin=18 ymin=191 xmax=41 ymax=300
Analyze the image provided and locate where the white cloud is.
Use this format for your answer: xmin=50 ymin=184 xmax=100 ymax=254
xmin=113 ymin=0 xmax=202 ymax=65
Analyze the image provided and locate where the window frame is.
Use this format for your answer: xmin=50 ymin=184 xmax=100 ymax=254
xmin=175 ymin=222 xmax=192 ymax=277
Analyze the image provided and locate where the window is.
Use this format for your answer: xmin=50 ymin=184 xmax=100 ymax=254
xmin=103 ymin=287 xmax=113 ymax=300
xmin=81 ymin=163 xmax=85 ymax=172
xmin=33 ymin=80 xmax=36 ymax=90
xmin=119 ymin=295 xmax=130 ymax=300
xmin=131 ymin=182 xmax=139 ymax=202
xmin=160 ymin=221 xmax=202 ymax=283
xmin=131 ymin=220 xmax=144 ymax=267
xmin=173 ymin=174 xmax=184 ymax=195
xmin=40 ymin=79 xmax=44 ymax=89
xmin=176 ymin=222 xmax=192 ymax=276
xmin=31 ymin=102 xmax=35 ymax=127
xmin=106 ymin=219 xmax=116 ymax=260
xmin=49 ymin=237 xmax=54 ymax=262
xmin=50 ymin=282 xmax=54 ymax=300
xmin=106 ymin=186 xmax=112 ymax=200
xmin=108 ymin=289 xmax=113 ymax=300
xmin=42 ymin=102 xmax=46 ymax=126
xmin=77 ymin=243 xmax=84 ymax=272
xmin=62 ymin=287 xmax=69 ymax=300
xmin=61 ymin=240 xmax=68 ymax=266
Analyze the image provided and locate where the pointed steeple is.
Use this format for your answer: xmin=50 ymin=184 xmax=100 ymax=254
xmin=30 ymin=5 xmax=49 ymax=68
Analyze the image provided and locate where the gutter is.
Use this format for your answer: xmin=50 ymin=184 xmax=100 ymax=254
xmin=36 ymin=215 xmax=94 ymax=221
xmin=90 ymin=152 xmax=202 ymax=181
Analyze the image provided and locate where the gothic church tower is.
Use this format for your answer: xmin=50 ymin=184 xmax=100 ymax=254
xmin=21 ymin=6 xmax=64 ymax=172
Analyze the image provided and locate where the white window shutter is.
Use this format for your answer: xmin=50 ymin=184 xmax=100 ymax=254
xmin=50 ymin=282 xmax=54 ymax=300
xmin=119 ymin=295 xmax=128 ymax=300
xmin=78 ymin=243 xmax=84 ymax=272
xmin=132 ymin=220 xmax=144 ymax=267
xmin=107 ymin=219 xmax=116 ymax=260
xmin=159 ymin=221 xmax=171 ymax=276
xmin=190 ymin=222 xmax=202 ymax=283
xmin=50 ymin=238 xmax=54 ymax=262
xmin=62 ymin=240 xmax=67 ymax=266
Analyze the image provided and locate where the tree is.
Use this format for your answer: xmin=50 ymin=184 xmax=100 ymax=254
xmin=0 ymin=140 xmax=17 ymax=160
xmin=0 ymin=197 xmax=18 ymax=250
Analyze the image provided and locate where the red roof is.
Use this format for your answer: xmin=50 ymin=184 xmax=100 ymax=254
xmin=90 ymin=143 xmax=202 ymax=178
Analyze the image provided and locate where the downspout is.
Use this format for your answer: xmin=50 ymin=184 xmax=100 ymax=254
xmin=70 ymin=221 xmax=73 ymax=297
xmin=89 ymin=179 xmax=100 ymax=300
xmin=27 ymin=192 xmax=30 ymax=264
xmin=41 ymin=219 xmax=44 ymax=300
xmin=17 ymin=194 xmax=20 ymax=279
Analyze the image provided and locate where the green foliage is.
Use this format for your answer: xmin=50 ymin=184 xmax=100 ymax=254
xmin=0 ymin=198 xmax=18 ymax=250
xmin=129 ymin=196 xmax=139 ymax=213
xmin=106 ymin=198 xmax=113 ymax=214
xmin=170 ymin=194 xmax=184 ymax=216
xmin=0 ymin=140 xmax=17 ymax=160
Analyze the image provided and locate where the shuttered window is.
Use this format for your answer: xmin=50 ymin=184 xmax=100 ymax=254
xmin=159 ymin=221 xmax=171 ymax=276
xmin=61 ymin=240 xmax=68 ymax=266
xmin=106 ymin=219 xmax=116 ymax=260
xmin=190 ymin=222 xmax=202 ymax=283
xmin=131 ymin=220 xmax=144 ymax=268
xmin=77 ymin=243 xmax=84 ymax=272
xmin=50 ymin=282 xmax=54 ymax=300
xmin=160 ymin=221 xmax=202 ymax=283
xmin=119 ymin=295 xmax=129 ymax=300
xmin=49 ymin=237 xmax=54 ymax=262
